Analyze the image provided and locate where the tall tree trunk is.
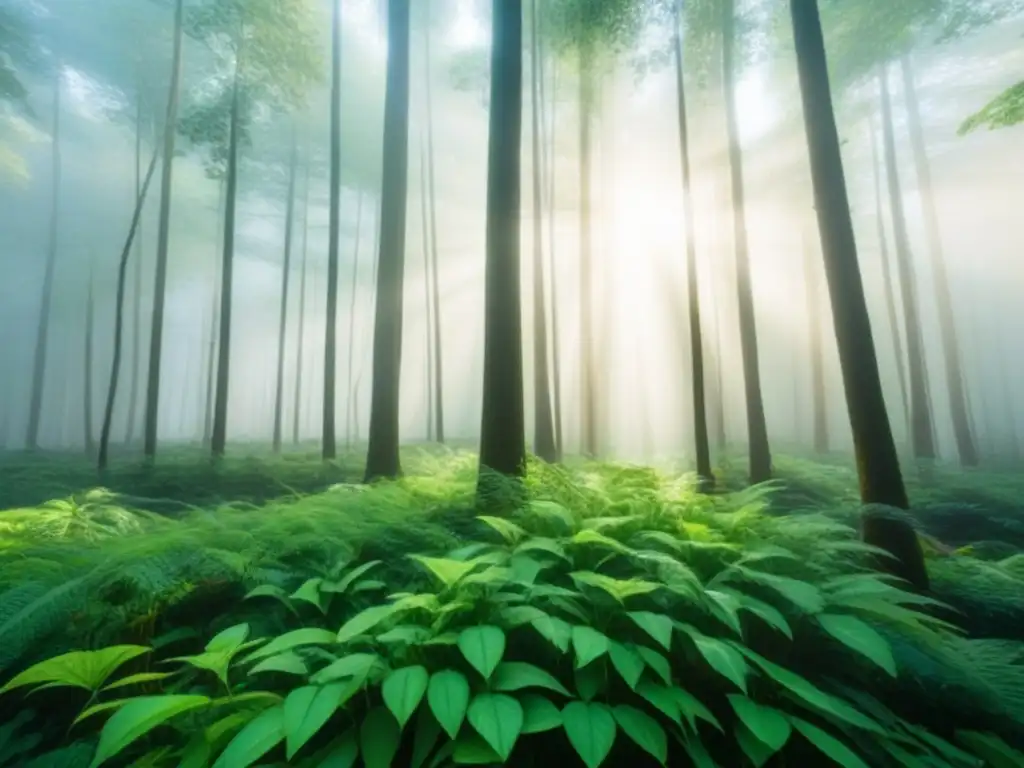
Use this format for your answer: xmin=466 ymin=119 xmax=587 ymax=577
xmin=868 ymin=116 xmax=910 ymax=434
xmin=323 ymin=0 xmax=343 ymax=460
xmin=418 ymin=144 xmax=434 ymax=441
xmin=790 ymin=0 xmax=919 ymax=590
xmin=25 ymin=66 xmax=62 ymax=451
xmin=203 ymin=179 xmax=225 ymax=447
xmin=272 ymin=123 xmax=299 ymax=453
xmin=530 ymin=0 xmax=556 ymax=462
xmin=126 ymin=84 xmax=146 ymax=445
xmin=541 ymin=45 xmax=563 ymax=460
xmin=143 ymin=0 xmax=185 ymax=461
xmin=364 ymin=0 xmax=412 ymax=482
xmin=345 ymin=191 xmax=365 ymax=448
xmin=352 ymin=196 xmax=383 ymax=446
xmin=803 ymin=229 xmax=829 ymax=453
xmin=672 ymin=3 xmax=711 ymax=488
xmin=293 ymin=147 xmax=312 ymax=445
xmin=722 ymin=0 xmax=771 ymax=482
xmin=478 ymin=0 xmax=525 ymax=485
xmin=578 ymin=46 xmax=596 ymax=458
xmin=879 ymin=64 xmax=936 ymax=461
xmin=99 ymin=143 xmax=162 ymax=472
xmin=84 ymin=262 xmax=96 ymax=455
xmin=424 ymin=21 xmax=445 ymax=445
xmin=210 ymin=51 xmax=243 ymax=458
xmin=899 ymin=55 xmax=977 ymax=467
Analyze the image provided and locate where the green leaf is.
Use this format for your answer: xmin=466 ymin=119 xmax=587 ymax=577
xmin=316 ymin=728 xmax=359 ymax=767
xmin=683 ymin=630 xmax=748 ymax=693
xmin=571 ymin=571 xmax=659 ymax=602
xmin=561 ymin=701 xmax=617 ymax=768
xmin=531 ymin=614 xmax=572 ymax=652
xmin=101 ymin=672 xmax=174 ymax=692
xmin=291 ymin=578 xmax=327 ymax=611
xmin=89 ymin=695 xmax=210 ymax=768
xmin=520 ymin=694 xmax=562 ymax=734
xmin=360 ymin=707 xmax=400 ymax=768
xmin=467 ymin=693 xmax=523 ymax=761
xmin=682 ymin=735 xmax=719 ymax=768
xmin=734 ymin=568 xmax=825 ymax=614
xmin=411 ymin=706 xmax=441 ymax=768
xmin=206 ymin=623 xmax=250 ymax=652
xmin=377 ymin=625 xmax=433 ymax=646
xmin=382 ymin=666 xmax=430 ymax=729
xmin=736 ymin=722 xmax=775 ymax=767
xmin=627 ymin=611 xmax=673 ymax=650
xmin=2 ymin=645 xmax=151 ymax=694
xmin=815 ymin=613 xmax=897 ymax=677
xmin=73 ymin=699 xmax=130 ymax=726
xmin=728 ymin=696 xmax=791 ymax=751
xmin=211 ymin=705 xmax=284 ymax=768
xmin=572 ymin=626 xmax=610 ymax=668
xmin=311 ymin=653 xmax=383 ymax=686
xmin=410 ymin=555 xmax=483 ymax=587
xmin=325 ymin=560 xmax=383 ymax=593
xmin=284 ymin=683 xmax=354 ymax=759
xmin=477 ymin=515 xmax=527 ymax=544
xmin=635 ymin=682 xmax=682 ymax=727
xmin=515 ymin=536 xmax=569 ymax=560
xmin=249 ymin=651 xmax=308 ymax=676
xmin=733 ymin=594 xmax=793 ymax=639
xmin=492 ymin=662 xmax=571 ymax=696
xmin=337 ymin=604 xmax=401 ymax=644
xmin=451 ymin=734 xmax=502 ymax=764
xmin=635 ymin=646 xmax=672 ymax=685
xmin=243 ymin=628 xmax=337 ymax=664
xmin=500 ymin=605 xmax=548 ymax=627
xmin=956 ymin=730 xmax=1024 ymax=768
xmin=457 ymin=626 xmax=506 ymax=680
xmin=428 ymin=670 xmax=471 ymax=739
xmin=789 ymin=716 xmax=871 ymax=768
xmin=570 ymin=529 xmax=633 ymax=555
xmin=607 ymin=642 xmax=644 ymax=689
xmin=613 ymin=705 xmax=667 ymax=764
xmin=670 ymin=687 xmax=722 ymax=732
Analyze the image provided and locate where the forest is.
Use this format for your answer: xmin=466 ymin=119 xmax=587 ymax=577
xmin=0 ymin=0 xmax=1023 ymax=765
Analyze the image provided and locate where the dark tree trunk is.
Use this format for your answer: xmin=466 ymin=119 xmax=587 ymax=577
xmin=293 ymin=148 xmax=312 ymax=445
xmin=672 ymin=4 xmax=712 ymax=488
xmin=541 ymin=46 xmax=563 ymax=461
xmin=530 ymin=0 xmax=556 ymax=462
xmin=272 ymin=123 xmax=299 ymax=453
xmin=879 ymin=65 xmax=936 ymax=461
xmin=900 ymin=55 xmax=977 ymax=467
xmin=323 ymin=0 xmax=344 ymax=460
xmin=99 ymin=143 xmax=161 ymax=472
xmin=125 ymin=85 xmax=146 ymax=445
xmin=84 ymin=264 xmax=95 ymax=455
xmin=210 ymin=53 xmax=243 ymax=458
xmin=345 ymin=191 xmax=365 ymax=448
xmin=722 ymin=0 xmax=771 ymax=482
xmin=364 ymin=0 xmax=412 ymax=482
xmin=26 ymin=66 xmax=62 ymax=451
xmin=143 ymin=0 xmax=185 ymax=460
xmin=424 ymin=22 xmax=445 ymax=445
xmin=478 ymin=0 xmax=525 ymax=485
xmin=803 ymin=230 xmax=829 ymax=453
xmin=203 ymin=179 xmax=225 ymax=448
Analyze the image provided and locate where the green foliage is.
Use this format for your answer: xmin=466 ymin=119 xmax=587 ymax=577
xmin=958 ymin=81 xmax=1024 ymax=134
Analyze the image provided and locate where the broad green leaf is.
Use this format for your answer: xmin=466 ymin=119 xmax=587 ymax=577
xmin=243 ymin=628 xmax=337 ymax=664
xmin=635 ymin=646 xmax=672 ymax=685
xmin=411 ymin=705 xmax=442 ymax=768
xmin=570 ymin=571 xmax=659 ymax=602
xmin=613 ymin=705 xmax=667 ymax=764
xmin=728 ymin=696 xmax=791 ymax=751
xmin=457 ymin=626 xmax=506 ymax=680
xmin=243 ymin=585 xmax=296 ymax=612
xmin=361 ymin=707 xmax=400 ymax=768
xmin=608 ymin=642 xmax=644 ymax=689
xmin=291 ymin=578 xmax=327 ymax=611
xmin=467 ymin=693 xmax=523 ymax=761
xmin=206 ymin=624 xmax=250 ymax=653
xmin=572 ymin=626 xmax=610 ymax=668
xmin=520 ymin=694 xmax=562 ymax=734
xmin=73 ymin=699 xmax=129 ymax=726
xmin=670 ymin=687 xmax=722 ymax=732
xmin=428 ymin=669 xmax=471 ymax=739
xmin=101 ymin=672 xmax=173 ymax=692
xmin=561 ymin=701 xmax=617 ymax=768
xmin=703 ymin=591 xmax=744 ymax=636
xmin=732 ymin=594 xmax=793 ymax=639
xmin=789 ymin=716 xmax=871 ymax=768
xmin=736 ymin=722 xmax=775 ymax=767
xmin=574 ymin=664 xmax=606 ymax=701
xmin=325 ymin=560 xmax=383 ymax=593
xmin=635 ymin=682 xmax=682 ymax=727
xmin=211 ymin=705 xmax=284 ymax=768
xmin=337 ymin=604 xmax=401 ymax=644
xmin=570 ymin=529 xmax=633 ymax=556
xmin=249 ymin=652 xmax=308 ymax=677
xmin=284 ymin=683 xmax=354 ymax=759
xmin=452 ymin=734 xmax=502 ymax=764
xmin=500 ymin=605 xmax=548 ymax=627
xmin=477 ymin=515 xmax=527 ymax=544
xmin=515 ymin=536 xmax=569 ymax=560
xmin=734 ymin=568 xmax=825 ymax=614
xmin=955 ymin=730 xmax=1024 ymax=768
xmin=377 ymin=625 xmax=433 ymax=645
xmin=410 ymin=555 xmax=483 ymax=587
xmin=2 ymin=645 xmax=151 ymax=694
xmin=491 ymin=662 xmax=571 ymax=696
xmin=682 ymin=735 xmax=719 ymax=768
xmin=89 ymin=695 xmax=210 ymax=768
xmin=311 ymin=653 xmax=383 ymax=686
xmin=627 ymin=611 xmax=673 ymax=650
xmin=683 ymin=630 xmax=748 ymax=693
xmin=509 ymin=554 xmax=544 ymax=585
xmin=316 ymin=728 xmax=359 ymax=768
xmin=382 ymin=666 xmax=430 ymax=728
xmin=523 ymin=501 xmax=577 ymax=534
xmin=531 ymin=614 xmax=572 ymax=652
xmin=815 ymin=614 xmax=897 ymax=677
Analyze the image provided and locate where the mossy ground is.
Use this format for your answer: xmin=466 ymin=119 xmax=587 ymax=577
xmin=0 ymin=445 xmax=1022 ymax=767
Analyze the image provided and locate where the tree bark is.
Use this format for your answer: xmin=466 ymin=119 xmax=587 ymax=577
xmin=722 ymin=0 xmax=771 ymax=482
xmin=424 ymin=21 xmax=445 ymax=445
xmin=143 ymin=0 xmax=185 ymax=460
xmin=84 ymin=263 xmax=96 ymax=454
xmin=478 ymin=0 xmax=526 ymax=485
xmin=541 ymin=44 xmax=563 ymax=461
xmin=203 ymin=179 xmax=225 ymax=447
xmin=879 ymin=64 xmax=936 ymax=461
xmin=364 ymin=0 xmax=412 ymax=482
xmin=419 ymin=142 xmax=433 ymax=441
xmin=578 ymin=45 xmax=596 ymax=458
xmin=125 ymin=83 xmax=146 ymax=446
xmin=293 ymin=146 xmax=312 ymax=445
xmin=272 ymin=123 xmax=299 ymax=453
xmin=802 ymin=229 xmax=829 ymax=453
xmin=345 ymin=191 xmax=365 ymax=448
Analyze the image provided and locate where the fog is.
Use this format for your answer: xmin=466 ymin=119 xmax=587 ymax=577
xmin=1 ymin=0 xmax=1021 ymax=470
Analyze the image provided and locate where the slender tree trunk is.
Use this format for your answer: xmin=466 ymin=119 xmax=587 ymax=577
xmin=203 ymin=179 xmax=225 ymax=447
xmin=868 ymin=116 xmax=910 ymax=435
xmin=25 ymin=66 xmax=62 ymax=451
xmin=99 ymin=143 xmax=162 ymax=472
xmin=352 ymin=196 xmax=383 ymax=446
xmin=418 ymin=144 xmax=434 ymax=442
xmin=345 ymin=191 xmax=365 ymax=448
xmin=364 ymin=0 xmax=412 ymax=482
xmin=722 ymin=0 xmax=771 ymax=482
xmin=879 ymin=65 xmax=936 ymax=461
xmin=803 ymin=229 xmax=829 ymax=453
xmin=272 ymin=124 xmax=299 ymax=453
xmin=578 ymin=46 xmax=596 ymax=458
xmin=323 ymin=0 xmax=343 ymax=460
xmin=899 ymin=55 xmax=977 ymax=466
xmin=143 ymin=0 xmax=185 ymax=461
xmin=84 ymin=262 xmax=96 ymax=455
xmin=210 ymin=51 xmax=243 ymax=458
xmin=424 ymin=21 xmax=445 ymax=445
xmin=478 ymin=0 xmax=525 ymax=485
xmin=293 ymin=148 xmax=312 ymax=445
xmin=529 ymin=0 xmax=556 ymax=462
xmin=126 ymin=86 xmax=145 ymax=445
xmin=672 ymin=4 xmax=712 ymax=488
xmin=541 ymin=45 xmax=563 ymax=460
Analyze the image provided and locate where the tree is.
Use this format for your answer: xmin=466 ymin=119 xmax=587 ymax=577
xmin=345 ymin=191 xmax=365 ymax=448
xmin=802 ymin=229 xmax=829 ymax=454
xmin=790 ymin=0 xmax=926 ymax=590
xmin=479 ymin=0 xmax=526 ymax=486
xmin=293 ymin=146 xmax=312 ymax=445
xmin=272 ymin=124 xmax=299 ymax=453
xmin=84 ymin=262 xmax=96 ymax=455
xmin=423 ymin=15 xmax=445 ymax=446
xmin=364 ymin=0 xmax=412 ymax=482
xmin=960 ymin=80 xmax=1024 ymax=133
